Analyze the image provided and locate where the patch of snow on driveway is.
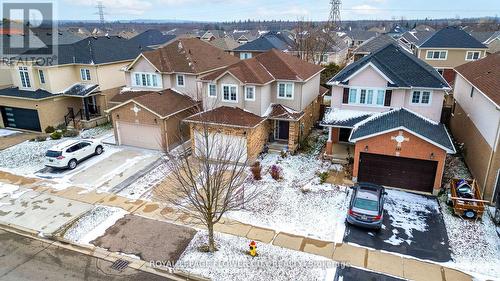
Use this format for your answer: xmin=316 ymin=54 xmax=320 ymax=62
xmin=176 ymin=231 xmax=336 ymax=281
xmin=62 ymin=205 xmax=127 ymax=245
xmin=227 ymin=154 xmax=350 ymax=242
xmin=0 ymin=129 xmax=19 ymax=137
xmin=384 ymin=189 xmax=438 ymax=246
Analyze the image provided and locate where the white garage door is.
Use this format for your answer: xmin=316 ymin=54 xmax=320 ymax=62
xmin=117 ymin=121 xmax=162 ymax=150
xmin=194 ymin=130 xmax=247 ymax=162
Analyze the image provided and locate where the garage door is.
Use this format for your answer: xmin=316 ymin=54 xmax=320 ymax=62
xmin=0 ymin=106 xmax=41 ymax=131
xmin=194 ymin=130 xmax=247 ymax=162
xmin=117 ymin=121 xmax=162 ymax=150
xmin=358 ymin=153 xmax=437 ymax=193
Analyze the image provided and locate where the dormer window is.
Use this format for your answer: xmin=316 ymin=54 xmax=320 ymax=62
xmin=176 ymin=74 xmax=185 ymax=87
xmin=19 ymin=67 xmax=31 ymax=88
xmin=80 ymin=68 xmax=91 ymax=81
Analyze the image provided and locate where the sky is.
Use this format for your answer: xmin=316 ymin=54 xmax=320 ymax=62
xmin=56 ymin=0 xmax=499 ymax=22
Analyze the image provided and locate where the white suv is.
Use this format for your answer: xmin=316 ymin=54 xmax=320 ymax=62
xmin=45 ymin=139 xmax=104 ymax=170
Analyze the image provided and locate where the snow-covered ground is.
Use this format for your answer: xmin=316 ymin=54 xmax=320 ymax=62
xmin=440 ymin=200 xmax=500 ymax=280
xmin=117 ymin=160 xmax=170 ymax=200
xmin=175 ymin=231 xmax=336 ymax=281
xmin=0 ymin=128 xmax=19 ymax=137
xmin=227 ymin=153 xmax=350 ymax=242
xmin=62 ymin=205 xmax=128 ymax=245
xmin=384 ymin=189 xmax=439 ymax=246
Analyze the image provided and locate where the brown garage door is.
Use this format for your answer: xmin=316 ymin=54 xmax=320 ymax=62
xmin=117 ymin=121 xmax=162 ymax=150
xmin=358 ymin=153 xmax=437 ymax=193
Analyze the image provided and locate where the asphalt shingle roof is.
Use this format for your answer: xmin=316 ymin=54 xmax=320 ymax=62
xmin=129 ymin=29 xmax=176 ymax=47
xmin=345 ymin=30 xmax=378 ymax=41
xmin=234 ymin=31 xmax=295 ymax=52
xmin=354 ymin=34 xmax=410 ymax=54
xmin=330 ymin=43 xmax=449 ymax=89
xmin=61 ymin=83 xmax=99 ymax=97
xmin=419 ymin=26 xmax=487 ymax=49
xmin=0 ymin=87 xmax=58 ymax=99
xmin=350 ymin=108 xmax=455 ymax=152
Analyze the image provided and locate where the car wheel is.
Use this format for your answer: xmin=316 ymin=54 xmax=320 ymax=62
xmin=95 ymin=145 xmax=103 ymax=155
xmin=68 ymin=159 xmax=78 ymax=170
xmin=464 ymin=209 xmax=476 ymax=219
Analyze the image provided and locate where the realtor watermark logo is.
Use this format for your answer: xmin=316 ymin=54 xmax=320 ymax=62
xmin=1 ymin=1 xmax=58 ymax=67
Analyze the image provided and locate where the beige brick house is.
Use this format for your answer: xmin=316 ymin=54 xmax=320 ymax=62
xmin=185 ymin=49 xmax=324 ymax=162
xmin=0 ymin=36 xmax=147 ymax=132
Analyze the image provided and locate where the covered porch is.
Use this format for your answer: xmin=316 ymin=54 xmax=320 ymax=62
xmin=62 ymin=84 xmax=107 ymax=129
xmin=266 ymin=104 xmax=305 ymax=153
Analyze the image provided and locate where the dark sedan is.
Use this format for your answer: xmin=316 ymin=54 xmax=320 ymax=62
xmin=346 ymin=182 xmax=386 ymax=230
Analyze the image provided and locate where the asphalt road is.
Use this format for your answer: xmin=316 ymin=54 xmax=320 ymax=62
xmin=0 ymin=229 xmax=171 ymax=281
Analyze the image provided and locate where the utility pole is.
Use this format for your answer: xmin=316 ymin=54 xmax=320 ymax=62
xmin=95 ymin=1 xmax=105 ymax=26
xmin=328 ymin=0 xmax=342 ymax=30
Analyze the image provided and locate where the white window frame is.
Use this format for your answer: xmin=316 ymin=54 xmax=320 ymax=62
xmin=244 ymin=85 xmax=255 ymax=101
xmin=465 ymin=51 xmax=481 ymax=61
xmin=277 ymin=82 xmax=294 ymax=100
xmin=410 ymin=90 xmax=433 ymax=106
xmin=222 ymin=84 xmax=238 ymax=103
xmin=38 ymin=69 xmax=45 ymax=84
xmin=347 ymin=87 xmax=386 ymax=107
xmin=176 ymin=74 xmax=185 ymax=87
xmin=131 ymin=72 xmax=162 ymax=88
xmin=80 ymin=68 xmax=91 ymax=81
xmin=18 ymin=67 xmax=31 ymax=88
xmin=208 ymin=83 xmax=217 ymax=98
xmin=425 ymin=50 xmax=447 ymax=60
xmin=239 ymin=52 xmax=252 ymax=60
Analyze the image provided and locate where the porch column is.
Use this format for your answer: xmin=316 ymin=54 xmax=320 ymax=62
xmin=83 ymin=97 xmax=90 ymax=121
xmin=326 ymin=127 xmax=333 ymax=155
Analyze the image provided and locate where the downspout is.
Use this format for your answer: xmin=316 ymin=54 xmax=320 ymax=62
xmin=482 ymin=109 xmax=500 ymax=199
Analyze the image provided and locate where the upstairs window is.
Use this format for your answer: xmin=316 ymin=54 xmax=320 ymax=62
xmin=465 ymin=51 xmax=481 ymax=61
xmin=19 ymin=67 xmax=31 ymax=88
xmin=426 ymin=50 xmax=447 ymax=60
xmin=208 ymin=84 xmax=217 ymax=97
xmin=222 ymin=84 xmax=238 ymax=102
xmin=80 ymin=68 xmax=91 ymax=81
xmin=411 ymin=90 xmax=432 ymax=105
xmin=133 ymin=72 xmax=160 ymax=88
xmin=240 ymin=52 xmax=252 ymax=60
xmin=347 ymin=87 xmax=385 ymax=106
xmin=277 ymin=82 xmax=294 ymax=99
xmin=245 ymin=86 xmax=255 ymax=101
xmin=176 ymin=74 xmax=185 ymax=87
xmin=38 ymin=70 xmax=45 ymax=84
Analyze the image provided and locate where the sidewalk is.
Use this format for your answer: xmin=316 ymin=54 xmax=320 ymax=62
xmin=0 ymin=173 xmax=473 ymax=281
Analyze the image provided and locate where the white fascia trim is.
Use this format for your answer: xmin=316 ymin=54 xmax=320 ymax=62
xmin=125 ymin=53 xmax=161 ymax=73
xmin=105 ymin=99 xmax=163 ymax=119
xmin=341 ymin=62 xmax=395 ymax=85
xmin=349 ymin=125 xmax=456 ymax=153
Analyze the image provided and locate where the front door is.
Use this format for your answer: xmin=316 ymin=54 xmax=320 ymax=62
xmin=277 ymin=120 xmax=289 ymax=140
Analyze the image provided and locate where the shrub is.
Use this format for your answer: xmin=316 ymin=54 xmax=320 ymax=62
xmin=56 ymin=123 xmax=67 ymax=132
xmin=35 ymin=136 xmax=47 ymax=142
xmin=270 ymin=165 xmax=281 ymax=181
xmin=318 ymin=171 xmax=329 ymax=184
xmin=280 ymin=150 xmax=288 ymax=158
xmin=50 ymin=131 xmax=63 ymax=140
xmin=250 ymin=162 xmax=262 ymax=180
xmin=63 ymin=129 xmax=79 ymax=138
xmin=44 ymin=126 xmax=55 ymax=134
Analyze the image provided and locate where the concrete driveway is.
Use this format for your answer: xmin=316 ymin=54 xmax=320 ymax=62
xmin=343 ymin=189 xmax=452 ymax=262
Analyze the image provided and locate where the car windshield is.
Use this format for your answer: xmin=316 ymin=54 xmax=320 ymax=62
xmin=45 ymin=150 xmax=62 ymax=157
xmin=353 ymin=198 xmax=378 ymax=211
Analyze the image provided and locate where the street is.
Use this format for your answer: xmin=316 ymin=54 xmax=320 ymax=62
xmin=0 ymin=230 xmax=170 ymax=281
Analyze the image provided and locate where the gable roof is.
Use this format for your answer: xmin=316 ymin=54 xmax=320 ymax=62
xmin=265 ymin=104 xmax=304 ymax=121
xmin=234 ymin=31 xmax=295 ymax=52
xmin=137 ymin=38 xmax=240 ymax=74
xmin=400 ymin=30 xmax=435 ymax=46
xmin=329 ymin=43 xmax=449 ymax=89
xmin=469 ymin=31 xmax=500 ymax=44
xmin=129 ymin=29 xmax=176 ymax=47
xmin=208 ymin=36 xmax=241 ymax=51
xmin=349 ymin=108 xmax=455 ymax=153
xmin=345 ymin=30 xmax=378 ymax=41
xmin=107 ymin=89 xmax=197 ymax=118
xmin=455 ymin=52 xmax=500 ymax=107
xmin=354 ymin=34 xmax=411 ymax=54
xmin=184 ymin=106 xmax=265 ymax=128
xmin=419 ymin=26 xmax=486 ymax=49
xmin=201 ymin=49 xmax=323 ymax=84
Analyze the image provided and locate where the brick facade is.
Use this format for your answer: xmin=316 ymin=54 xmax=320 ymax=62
xmin=288 ymin=97 xmax=322 ymax=151
xmin=352 ymin=130 xmax=447 ymax=192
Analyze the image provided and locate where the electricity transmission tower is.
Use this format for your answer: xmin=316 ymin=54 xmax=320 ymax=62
xmin=328 ymin=0 xmax=342 ymax=30
xmin=95 ymin=1 xmax=106 ymax=25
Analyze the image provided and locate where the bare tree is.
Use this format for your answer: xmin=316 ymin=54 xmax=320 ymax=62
xmin=158 ymin=100 xmax=258 ymax=253
xmin=295 ymin=18 xmax=342 ymax=65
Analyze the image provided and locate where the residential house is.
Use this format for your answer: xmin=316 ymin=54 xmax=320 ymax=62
xmin=128 ymin=29 xmax=176 ymax=49
xmin=208 ymin=36 xmax=241 ymax=54
xmin=200 ymin=30 xmax=226 ymax=42
xmin=414 ymin=26 xmax=487 ymax=84
xmin=185 ymin=49 xmax=324 ymax=162
xmin=313 ymin=39 xmax=348 ymax=66
xmin=449 ymin=53 xmax=500 ymax=202
xmin=230 ymin=30 xmax=261 ymax=44
xmin=0 ymin=36 xmax=147 ymax=132
xmin=321 ymin=43 xmax=454 ymax=194
xmin=106 ymin=38 xmax=239 ymax=150
xmin=386 ymin=24 xmax=408 ymax=38
xmin=233 ymin=31 xmax=296 ymax=60
xmin=341 ymin=30 xmax=378 ymax=49
xmin=469 ymin=31 xmax=500 ymax=55
xmin=352 ymin=34 xmax=411 ymax=61
xmin=398 ymin=30 xmax=435 ymax=52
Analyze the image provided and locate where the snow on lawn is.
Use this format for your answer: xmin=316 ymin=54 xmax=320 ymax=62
xmin=0 ymin=129 xmax=19 ymax=137
xmin=227 ymin=153 xmax=350 ymax=242
xmin=175 ymin=231 xmax=336 ymax=281
xmin=439 ymin=200 xmax=500 ymax=280
xmin=383 ymin=189 xmax=439 ymax=246
xmin=62 ymin=205 xmax=127 ymax=245
xmin=117 ymin=160 xmax=170 ymax=200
